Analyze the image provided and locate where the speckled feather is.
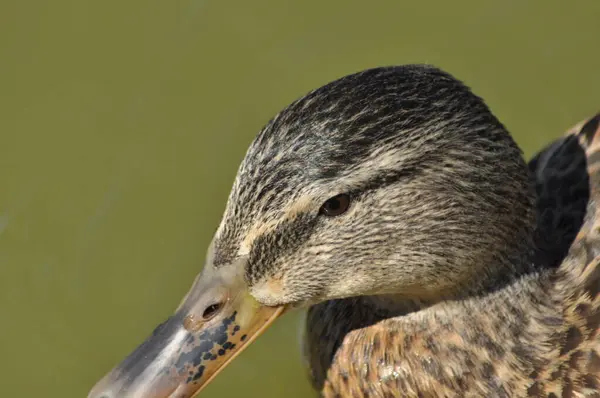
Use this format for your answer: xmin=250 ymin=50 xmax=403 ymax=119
xmin=87 ymin=66 xmax=600 ymax=398
xmin=202 ymin=65 xmax=600 ymax=397
xmin=304 ymin=114 xmax=600 ymax=397
xmin=218 ymin=66 xmax=537 ymax=305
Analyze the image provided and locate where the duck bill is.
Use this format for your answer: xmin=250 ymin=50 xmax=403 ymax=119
xmin=88 ymin=262 xmax=285 ymax=398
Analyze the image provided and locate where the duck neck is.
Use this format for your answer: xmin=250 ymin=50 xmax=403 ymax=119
xmin=369 ymin=246 xmax=538 ymax=317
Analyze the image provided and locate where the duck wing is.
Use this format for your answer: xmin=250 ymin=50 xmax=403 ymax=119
xmin=534 ymin=114 xmax=600 ymax=397
xmin=528 ymin=115 xmax=600 ymax=269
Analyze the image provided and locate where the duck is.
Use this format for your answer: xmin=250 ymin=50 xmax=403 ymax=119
xmin=88 ymin=65 xmax=600 ymax=398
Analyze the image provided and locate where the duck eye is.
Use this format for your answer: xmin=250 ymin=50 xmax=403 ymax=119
xmin=319 ymin=194 xmax=351 ymax=217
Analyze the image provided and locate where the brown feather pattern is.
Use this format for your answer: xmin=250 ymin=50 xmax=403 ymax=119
xmin=304 ymin=113 xmax=600 ymax=397
xmin=204 ymin=65 xmax=600 ymax=397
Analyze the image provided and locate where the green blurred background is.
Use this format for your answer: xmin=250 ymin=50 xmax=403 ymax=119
xmin=1 ymin=1 xmax=599 ymax=396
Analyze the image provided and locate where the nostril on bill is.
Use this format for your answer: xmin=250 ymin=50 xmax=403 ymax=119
xmin=202 ymin=301 xmax=224 ymax=320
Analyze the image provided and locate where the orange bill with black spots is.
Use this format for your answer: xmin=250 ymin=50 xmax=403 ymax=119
xmin=88 ymin=262 xmax=286 ymax=398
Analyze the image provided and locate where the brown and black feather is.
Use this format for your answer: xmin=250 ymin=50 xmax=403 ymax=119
xmin=304 ymin=113 xmax=600 ymax=398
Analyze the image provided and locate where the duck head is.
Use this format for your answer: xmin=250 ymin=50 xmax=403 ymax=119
xmin=88 ymin=65 xmax=535 ymax=397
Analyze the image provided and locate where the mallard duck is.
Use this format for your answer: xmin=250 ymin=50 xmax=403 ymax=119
xmin=88 ymin=65 xmax=600 ymax=397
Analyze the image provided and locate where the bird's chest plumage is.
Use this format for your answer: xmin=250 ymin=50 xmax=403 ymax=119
xmin=301 ymin=297 xmax=552 ymax=398
xmin=302 ymin=298 xmax=390 ymax=395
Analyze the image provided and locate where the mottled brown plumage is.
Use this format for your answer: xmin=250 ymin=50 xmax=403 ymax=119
xmin=304 ymin=113 xmax=600 ymax=397
xmin=88 ymin=66 xmax=600 ymax=398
